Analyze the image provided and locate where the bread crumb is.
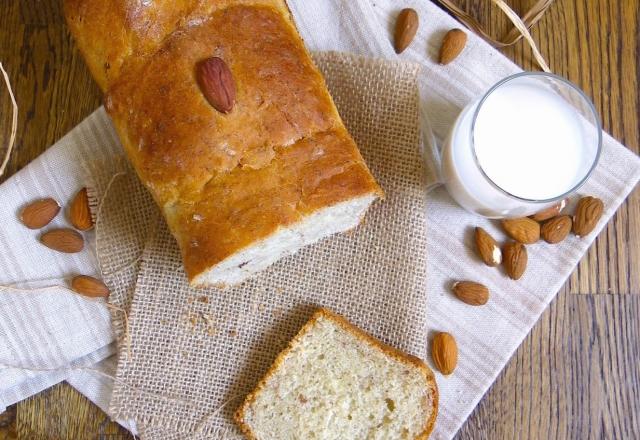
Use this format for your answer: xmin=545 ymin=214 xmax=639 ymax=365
xmin=197 ymin=295 xmax=209 ymax=303
xmin=258 ymin=304 xmax=265 ymax=312
xmin=229 ymin=329 xmax=238 ymax=337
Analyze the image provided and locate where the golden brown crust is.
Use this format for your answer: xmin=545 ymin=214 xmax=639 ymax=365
xmin=105 ymin=4 xmax=344 ymax=203
xmin=65 ymin=0 xmax=383 ymax=285
xmin=63 ymin=0 xmax=293 ymax=91
xmin=234 ymin=308 xmax=439 ymax=439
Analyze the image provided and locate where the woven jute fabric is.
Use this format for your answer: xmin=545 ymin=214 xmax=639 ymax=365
xmin=93 ymin=52 xmax=427 ymax=437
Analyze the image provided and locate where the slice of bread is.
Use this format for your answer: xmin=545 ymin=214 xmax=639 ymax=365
xmin=235 ymin=309 xmax=438 ymax=439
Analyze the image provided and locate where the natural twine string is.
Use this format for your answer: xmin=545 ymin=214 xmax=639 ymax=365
xmin=439 ymin=0 xmax=552 ymax=72
xmin=92 ymin=171 xmax=149 ymax=278
xmin=0 ymin=283 xmax=132 ymax=359
xmin=0 ymin=62 xmax=18 ymax=177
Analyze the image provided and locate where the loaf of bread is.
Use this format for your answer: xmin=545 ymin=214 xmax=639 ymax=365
xmin=235 ymin=309 xmax=438 ymax=439
xmin=64 ymin=0 xmax=383 ymax=287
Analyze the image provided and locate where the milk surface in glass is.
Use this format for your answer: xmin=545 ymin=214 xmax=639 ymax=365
xmin=442 ymin=74 xmax=599 ymax=218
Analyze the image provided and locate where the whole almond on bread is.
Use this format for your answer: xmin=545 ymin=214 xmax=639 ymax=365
xmin=475 ymin=227 xmax=502 ymax=266
xmin=541 ymin=215 xmax=572 ymax=244
xmin=20 ymin=198 xmax=60 ymax=229
xmin=394 ymin=8 xmax=419 ymax=54
xmin=197 ymin=57 xmax=236 ymax=114
xmin=439 ymin=29 xmax=467 ymax=64
xmin=71 ymin=275 xmax=110 ymax=298
xmin=502 ymin=217 xmax=540 ymax=244
xmin=68 ymin=187 xmax=93 ymax=231
xmin=452 ymin=281 xmax=489 ymax=306
xmin=573 ymin=196 xmax=604 ymax=237
xmin=530 ymin=198 xmax=567 ymax=222
xmin=503 ymin=241 xmax=527 ymax=280
xmin=432 ymin=332 xmax=457 ymax=375
xmin=40 ymin=228 xmax=84 ymax=253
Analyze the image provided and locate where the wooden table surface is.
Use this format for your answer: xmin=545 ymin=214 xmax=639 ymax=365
xmin=1 ymin=0 xmax=638 ymax=438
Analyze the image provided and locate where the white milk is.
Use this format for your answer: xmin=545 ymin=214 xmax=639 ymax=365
xmin=442 ymin=76 xmax=597 ymax=218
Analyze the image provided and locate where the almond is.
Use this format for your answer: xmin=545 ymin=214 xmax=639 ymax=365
xmin=20 ymin=198 xmax=60 ymax=229
xmin=503 ymin=241 xmax=527 ymax=280
xmin=502 ymin=217 xmax=540 ymax=244
xmin=197 ymin=57 xmax=236 ymax=114
xmin=452 ymin=281 xmax=489 ymax=306
xmin=71 ymin=275 xmax=110 ymax=298
xmin=432 ymin=332 xmax=458 ymax=375
xmin=439 ymin=29 xmax=467 ymax=64
xmin=474 ymin=227 xmax=502 ymax=266
xmin=40 ymin=228 xmax=84 ymax=253
xmin=68 ymin=187 xmax=93 ymax=231
xmin=541 ymin=215 xmax=572 ymax=244
xmin=530 ymin=198 xmax=568 ymax=222
xmin=394 ymin=8 xmax=419 ymax=54
xmin=573 ymin=196 xmax=604 ymax=237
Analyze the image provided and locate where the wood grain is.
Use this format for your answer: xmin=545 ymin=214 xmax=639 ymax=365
xmin=0 ymin=0 xmax=637 ymax=438
xmin=14 ymin=384 xmax=131 ymax=440
xmin=458 ymin=289 xmax=640 ymax=439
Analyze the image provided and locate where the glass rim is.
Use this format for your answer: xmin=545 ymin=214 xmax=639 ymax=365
xmin=469 ymin=71 xmax=603 ymax=204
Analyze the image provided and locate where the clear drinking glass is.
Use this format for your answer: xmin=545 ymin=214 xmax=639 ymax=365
xmin=441 ymin=72 xmax=602 ymax=218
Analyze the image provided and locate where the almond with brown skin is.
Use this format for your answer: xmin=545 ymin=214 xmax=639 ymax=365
xmin=40 ymin=228 xmax=84 ymax=253
xmin=394 ymin=8 xmax=419 ymax=54
xmin=439 ymin=29 xmax=467 ymax=64
xmin=432 ymin=332 xmax=458 ymax=375
xmin=452 ymin=281 xmax=489 ymax=306
xmin=197 ymin=57 xmax=236 ymax=114
xmin=541 ymin=215 xmax=572 ymax=244
xmin=573 ymin=196 xmax=604 ymax=237
xmin=475 ymin=227 xmax=502 ymax=266
xmin=503 ymin=241 xmax=527 ymax=280
xmin=71 ymin=275 xmax=110 ymax=298
xmin=502 ymin=217 xmax=540 ymax=244
xmin=68 ymin=187 xmax=93 ymax=231
xmin=530 ymin=198 xmax=568 ymax=222
xmin=20 ymin=198 xmax=60 ymax=229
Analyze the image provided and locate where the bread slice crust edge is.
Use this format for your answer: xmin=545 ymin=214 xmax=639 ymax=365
xmin=234 ymin=308 xmax=438 ymax=439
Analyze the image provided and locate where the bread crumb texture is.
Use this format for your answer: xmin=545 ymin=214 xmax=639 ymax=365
xmin=238 ymin=311 xmax=436 ymax=439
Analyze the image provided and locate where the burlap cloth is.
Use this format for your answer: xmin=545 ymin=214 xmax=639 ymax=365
xmin=91 ymin=52 xmax=428 ymax=438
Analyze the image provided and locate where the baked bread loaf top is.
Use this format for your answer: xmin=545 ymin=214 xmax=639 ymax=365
xmin=235 ymin=308 xmax=439 ymax=439
xmin=65 ymin=1 xmax=382 ymax=287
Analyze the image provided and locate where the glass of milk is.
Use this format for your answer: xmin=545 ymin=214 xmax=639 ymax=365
xmin=441 ymin=72 xmax=602 ymax=218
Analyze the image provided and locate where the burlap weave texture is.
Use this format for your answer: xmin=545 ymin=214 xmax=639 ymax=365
xmin=96 ymin=52 xmax=428 ymax=438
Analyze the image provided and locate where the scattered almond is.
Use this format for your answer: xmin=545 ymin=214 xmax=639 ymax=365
xmin=530 ymin=198 xmax=568 ymax=222
xmin=541 ymin=215 xmax=572 ymax=244
xmin=452 ymin=281 xmax=489 ymax=306
xmin=502 ymin=217 xmax=540 ymax=244
xmin=573 ymin=196 xmax=604 ymax=237
xmin=394 ymin=8 xmax=419 ymax=54
xmin=71 ymin=275 xmax=110 ymax=298
xmin=439 ymin=29 xmax=467 ymax=64
xmin=197 ymin=57 xmax=236 ymax=114
xmin=432 ymin=332 xmax=458 ymax=375
xmin=503 ymin=241 xmax=527 ymax=280
xmin=19 ymin=198 xmax=60 ymax=229
xmin=474 ymin=227 xmax=502 ymax=266
xmin=68 ymin=187 xmax=93 ymax=231
xmin=40 ymin=228 xmax=84 ymax=253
